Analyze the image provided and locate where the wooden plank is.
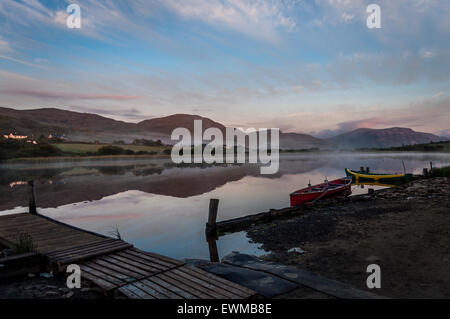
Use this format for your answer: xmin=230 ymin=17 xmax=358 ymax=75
xmin=171 ymin=268 xmax=237 ymax=299
xmin=54 ymin=243 xmax=132 ymax=264
xmin=119 ymin=249 xmax=179 ymax=269
xmin=184 ymin=265 xmax=255 ymax=298
xmin=46 ymin=239 xmax=116 ymax=257
xmin=139 ymin=279 xmax=184 ymax=299
xmin=80 ymin=265 xmax=124 ymax=290
xmin=115 ymin=251 xmax=172 ymax=271
xmin=131 ymin=281 xmax=171 ymax=299
xmin=48 ymin=240 xmax=126 ymax=258
xmin=118 ymin=284 xmax=154 ymax=299
xmin=81 ymin=268 xmax=118 ymax=291
xmin=155 ymin=273 xmax=212 ymax=299
xmin=91 ymin=258 xmax=147 ymax=280
xmin=105 ymin=253 xmax=161 ymax=273
xmin=132 ymin=248 xmax=184 ymax=266
xmin=83 ymin=263 xmax=132 ymax=287
xmin=98 ymin=255 xmax=153 ymax=276
xmin=163 ymin=270 xmax=228 ymax=299
xmin=146 ymin=274 xmax=199 ymax=299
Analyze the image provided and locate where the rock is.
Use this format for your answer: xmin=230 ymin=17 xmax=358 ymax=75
xmin=64 ymin=291 xmax=74 ymax=299
xmin=287 ymin=247 xmax=306 ymax=255
xmin=365 ymin=255 xmax=381 ymax=263
xmin=45 ymin=291 xmax=59 ymax=297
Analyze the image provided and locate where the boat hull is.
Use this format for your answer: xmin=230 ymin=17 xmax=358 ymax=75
xmin=345 ymin=168 xmax=413 ymax=183
xmin=290 ymin=178 xmax=352 ymax=207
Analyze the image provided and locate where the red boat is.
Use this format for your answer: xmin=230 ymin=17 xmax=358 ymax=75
xmin=290 ymin=178 xmax=352 ymax=206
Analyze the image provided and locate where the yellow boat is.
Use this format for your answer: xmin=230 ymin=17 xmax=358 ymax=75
xmin=345 ymin=168 xmax=413 ymax=183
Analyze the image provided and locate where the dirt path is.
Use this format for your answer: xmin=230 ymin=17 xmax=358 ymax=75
xmin=246 ymin=177 xmax=450 ymax=298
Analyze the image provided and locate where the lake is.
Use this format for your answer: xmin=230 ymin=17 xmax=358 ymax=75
xmin=1 ymin=152 xmax=449 ymax=261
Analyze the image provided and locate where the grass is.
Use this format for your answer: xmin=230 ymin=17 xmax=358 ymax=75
xmin=108 ymin=226 xmax=122 ymax=240
xmin=52 ymin=143 xmax=169 ymax=155
xmin=431 ymin=166 xmax=450 ymax=177
xmin=11 ymin=232 xmax=38 ymax=254
xmin=360 ymin=141 xmax=450 ymax=152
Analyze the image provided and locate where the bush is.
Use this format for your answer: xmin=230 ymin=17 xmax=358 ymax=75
xmin=97 ymin=145 xmax=125 ymax=155
xmin=431 ymin=166 xmax=450 ymax=177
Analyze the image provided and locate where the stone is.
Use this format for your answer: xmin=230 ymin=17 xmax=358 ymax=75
xmin=287 ymin=247 xmax=306 ymax=255
xmin=64 ymin=291 xmax=74 ymax=299
xmin=365 ymin=255 xmax=380 ymax=263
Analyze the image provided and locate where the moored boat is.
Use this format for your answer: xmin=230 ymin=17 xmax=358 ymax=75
xmin=290 ymin=178 xmax=352 ymax=207
xmin=345 ymin=168 xmax=413 ymax=183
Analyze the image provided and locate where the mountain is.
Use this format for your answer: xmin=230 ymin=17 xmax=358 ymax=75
xmin=137 ymin=114 xmax=226 ymax=135
xmin=329 ymin=127 xmax=448 ymax=149
xmin=1 ymin=107 xmax=447 ymax=149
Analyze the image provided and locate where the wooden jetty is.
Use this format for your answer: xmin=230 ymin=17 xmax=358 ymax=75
xmin=0 ymin=212 xmax=256 ymax=299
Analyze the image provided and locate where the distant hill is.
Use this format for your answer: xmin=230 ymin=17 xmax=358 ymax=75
xmin=137 ymin=114 xmax=226 ymax=135
xmin=328 ymin=127 xmax=448 ymax=149
xmin=0 ymin=107 xmax=447 ymax=149
xmin=279 ymin=132 xmax=328 ymax=150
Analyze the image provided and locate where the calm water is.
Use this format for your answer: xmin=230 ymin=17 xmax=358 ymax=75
xmin=1 ymin=152 xmax=449 ymax=260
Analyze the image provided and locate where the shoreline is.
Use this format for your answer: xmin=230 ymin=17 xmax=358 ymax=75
xmin=2 ymin=154 xmax=171 ymax=165
xmin=244 ymin=176 xmax=450 ymax=298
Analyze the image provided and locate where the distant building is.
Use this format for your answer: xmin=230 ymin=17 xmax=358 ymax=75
xmin=3 ymin=133 xmax=28 ymax=140
xmin=48 ymin=133 xmax=67 ymax=140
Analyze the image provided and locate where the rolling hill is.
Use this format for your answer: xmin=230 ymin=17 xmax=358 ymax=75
xmin=328 ymin=127 xmax=448 ymax=149
xmin=0 ymin=107 xmax=447 ymax=149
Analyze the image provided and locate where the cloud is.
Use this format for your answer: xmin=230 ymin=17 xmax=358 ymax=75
xmin=0 ymin=37 xmax=13 ymax=53
xmin=0 ymin=54 xmax=48 ymax=69
xmin=162 ymin=0 xmax=297 ymax=42
xmin=0 ymin=88 xmax=141 ymax=101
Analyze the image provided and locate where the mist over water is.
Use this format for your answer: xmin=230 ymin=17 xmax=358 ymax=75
xmin=1 ymin=152 xmax=449 ymax=260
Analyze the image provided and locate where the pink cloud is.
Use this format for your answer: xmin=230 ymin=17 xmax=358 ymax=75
xmin=1 ymin=88 xmax=141 ymax=100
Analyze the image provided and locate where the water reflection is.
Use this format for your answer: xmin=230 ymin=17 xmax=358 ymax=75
xmin=0 ymin=152 xmax=449 ymax=259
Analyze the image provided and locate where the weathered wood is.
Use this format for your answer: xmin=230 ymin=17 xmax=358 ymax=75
xmin=207 ymin=237 xmax=219 ymax=262
xmin=28 ymin=180 xmax=37 ymax=215
xmin=205 ymin=199 xmax=219 ymax=236
xmin=216 ymin=205 xmax=306 ymax=234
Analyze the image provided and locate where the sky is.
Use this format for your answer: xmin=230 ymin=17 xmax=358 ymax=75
xmin=0 ymin=0 xmax=449 ymax=137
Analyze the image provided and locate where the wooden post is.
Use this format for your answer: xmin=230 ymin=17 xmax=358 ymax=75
xmin=28 ymin=180 xmax=37 ymax=215
xmin=430 ymin=161 xmax=433 ymax=172
xmin=206 ymin=199 xmax=219 ymax=236
xmin=366 ymin=167 xmax=370 ymax=173
xmin=423 ymin=168 xmax=428 ymax=177
xmin=207 ymin=237 xmax=219 ymax=262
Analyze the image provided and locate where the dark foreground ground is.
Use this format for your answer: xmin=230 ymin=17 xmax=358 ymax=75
xmin=0 ymin=276 xmax=108 ymax=299
xmin=247 ymin=177 xmax=450 ymax=298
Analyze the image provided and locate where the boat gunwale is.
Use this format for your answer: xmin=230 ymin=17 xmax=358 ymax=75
xmin=290 ymin=178 xmax=352 ymax=196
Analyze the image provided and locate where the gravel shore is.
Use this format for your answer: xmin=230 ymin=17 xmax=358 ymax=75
xmin=246 ymin=177 xmax=450 ymax=298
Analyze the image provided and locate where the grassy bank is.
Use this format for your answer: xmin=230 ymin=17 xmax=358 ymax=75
xmin=52 ymin=143 xmax=169 ymax=155
xmin=0 ymin=139 xmax=172 ymax=162
xmin=359 ymin=140 xmax=450 ymax=152
xmin=431 ymin=165 xmax=450 ymax=177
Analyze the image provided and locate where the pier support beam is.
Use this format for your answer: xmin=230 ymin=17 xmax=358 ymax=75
xmin=28 ymin=180 xmax=37 ymax=215
xmin=206 ymin=199 xmax=219 ymax=236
